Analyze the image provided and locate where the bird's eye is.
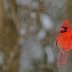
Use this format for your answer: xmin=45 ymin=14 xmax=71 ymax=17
xmin=60 ymin=26 xmax=67 ymax=33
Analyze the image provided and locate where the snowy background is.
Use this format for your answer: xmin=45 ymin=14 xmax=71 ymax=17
xmin=0 ymin=0 xmax=72 ymax=72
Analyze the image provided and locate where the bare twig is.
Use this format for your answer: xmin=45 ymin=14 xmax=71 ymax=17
xmin=9 ymin=0 xmax=21 ymax=32
xmin=0 ymin=0 xmax=4 ymax=31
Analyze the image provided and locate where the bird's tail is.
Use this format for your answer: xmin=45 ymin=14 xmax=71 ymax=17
xmin=57 ymin=50 xmax=67 ymax=67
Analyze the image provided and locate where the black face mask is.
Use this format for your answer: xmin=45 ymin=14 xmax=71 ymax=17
xmin=60 ymin=26 xmax=68 ymax=33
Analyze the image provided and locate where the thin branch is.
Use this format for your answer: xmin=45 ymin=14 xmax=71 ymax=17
xmin=0 ymin=0 xmax=4 ymax=31
xmin=9 ymin=0 xmax=21 ymax=32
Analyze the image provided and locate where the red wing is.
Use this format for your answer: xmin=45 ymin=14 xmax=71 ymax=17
xmin=57 ymin=50 xmax=67 ymax=67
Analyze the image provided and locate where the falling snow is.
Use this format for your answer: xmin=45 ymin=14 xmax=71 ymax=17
xmin=45 ymin=46 xmax=54 ymax=63
xmin=0 ymin=52 xmax=4 ymax=65
xmin=10 ymin=52 xmax=15 ymax=57
xmin=20 ymin=29 xmax=26 ymax=35
xmin=30 ymin=12 xmax=36 ymax=18
xmin=40 ymin=13 xmax=54 ymax=30
xmin=36 ymin=29 xmax=46 ymax=40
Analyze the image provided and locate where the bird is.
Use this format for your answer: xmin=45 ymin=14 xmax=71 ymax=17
xmin=56 ymin=19 xmax=72 ymax=67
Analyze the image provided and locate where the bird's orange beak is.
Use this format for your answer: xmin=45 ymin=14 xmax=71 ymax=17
xmin=60 ymin=28 xmax=65 ymax=32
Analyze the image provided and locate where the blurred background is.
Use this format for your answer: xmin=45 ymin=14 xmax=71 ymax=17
xmin=0 ymin=0 xmax=72 ymax=72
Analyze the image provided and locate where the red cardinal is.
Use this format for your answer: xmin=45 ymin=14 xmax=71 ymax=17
xmin=56 ymin=19 xmax=72 ymax=67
